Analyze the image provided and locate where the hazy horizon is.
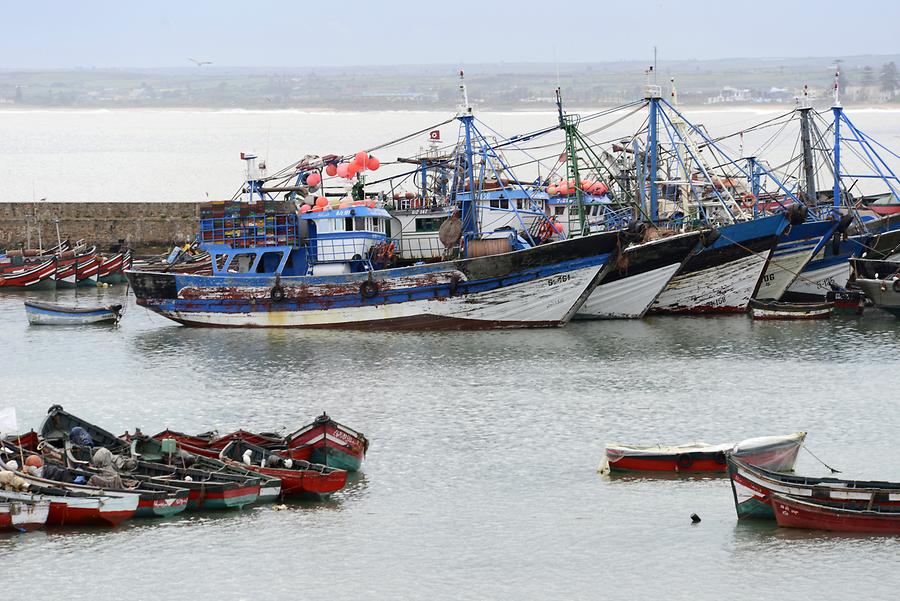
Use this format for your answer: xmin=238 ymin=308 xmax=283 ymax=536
xmin=3 ymin=0 xmax=898 ymax=69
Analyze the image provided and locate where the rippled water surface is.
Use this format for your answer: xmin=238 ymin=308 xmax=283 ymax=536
xmin=3 ymin=285 xmax=900 ymax=600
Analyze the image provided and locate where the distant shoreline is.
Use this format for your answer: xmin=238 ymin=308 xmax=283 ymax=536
xmin=0 ymin=102 xmax=898 ymax=114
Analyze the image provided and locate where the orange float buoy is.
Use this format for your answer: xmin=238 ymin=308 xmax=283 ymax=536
xmin=366 ymin=156 xmax=380 ymax=171
xmin=315 ymin=196 xmax=329 ymax=208
xmin=306 ymin=172 xmax=321 ymax=187
xmin=325 ymin=163 xmax=338 ymax=177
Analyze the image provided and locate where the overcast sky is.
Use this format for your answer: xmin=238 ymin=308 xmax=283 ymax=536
xmin=2 ymin=0 xmax=898 ymax=69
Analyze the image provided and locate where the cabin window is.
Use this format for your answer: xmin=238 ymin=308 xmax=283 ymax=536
xmin=554 ymin=206 xmax=566 ymax=216
xmin=489 ymin=198 xmax=510 ymax=209
xmin=345 ymin=217 xmax=354 ymax=231
xmin=415 ymin=217 xmax=446 ymax=233
xmin=355 ymin=217 xmax=367 ymax=231
xmin=258 ymin=252 xmax=283 ymax=273
xmin=227 ymin=253 xmax=258 ymax=273
xmin=516 ymin=199 xmax=525 ymax=209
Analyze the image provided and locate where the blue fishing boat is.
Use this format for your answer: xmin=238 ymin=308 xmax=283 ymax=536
xmin=24 ymin=300 xmax=122 ymax=325
xmin=127 ymin=97 xmax=623 ymax=329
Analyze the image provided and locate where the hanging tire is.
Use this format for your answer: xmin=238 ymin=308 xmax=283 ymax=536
xmin=360 ymin=280 xmax=379 ymax=299
xmin=676 ymin=454 xmax=694 ymax=470
xmin=892 ymin=279 xmax=900 ymax=293
xmin=270 ymin=285 xmax=286 ymax=303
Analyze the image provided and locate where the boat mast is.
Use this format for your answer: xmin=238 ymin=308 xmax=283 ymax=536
xmin=457 ymin=70 xmax=478 ymax=253
xmin=831 ymin=69 xmax=843 ymax=217
xmin=556 ymin=88 xmax=586 ymax=236
xmin=798 ymin=86 xmax=817 ymax=204
xmin=646 ymin=70 xmax=660 ymax=224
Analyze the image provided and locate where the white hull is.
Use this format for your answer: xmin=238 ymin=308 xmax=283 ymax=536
xmin=577 ymin=263 xmax=682 ymax=319
xmin=652 ymin=251 xmax=772 ymax=313
xmin=786 ymin=260 xmax=851 ymax=298
xmin=755 ymin=239 xmax=821 ymax=301
xmin=164 ymin=264 xmax=604 ymax=328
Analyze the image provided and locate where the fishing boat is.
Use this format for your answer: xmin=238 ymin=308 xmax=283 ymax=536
xmin=748 ymin=298 xmax=833 ymax=320
xmin=599 ymin=432 xmax=806 ymax=474
xmin=0 ymin=484 xmax=131 ymax=527
xmin=126 ymin=87 xmax=624 ymax=330
xmin=3 ymin=440 xmax=189 ymax=519
xmin=24 ymin=300 xmax=123 ymax=325
xmin=576 ymin=230 xmax=702 ymax=319
xmin=772 ymin=493 xmax=900 ymax=534
xmin=862 ymin=192 xmax=900 ymax=216
xmin=0 ymin=258 xmax=57 ymax=289
xmin=98 ymin=250 xmax=133 ymax=284
xmin=285 ymin=413 xmax=368 ymax=471
xmin=40 ymin=405 xmax=130 ymax=453
xmin=2 ymin=468 xmax=139 ymax=527
xmin=0 ymin=496 xmax=50 ymax=531
xmin=55 ymin=246 xmax=99 ymax=288
xmin=129 ymin=435 xmax=282 ymax=503
xmin=726 ymin=454 xmax=900 ymax=520
xmin=649 ymin=214 xmax=790 ymax=314
xmin=128 ymin=213 xmax=621 ymax=329
xmin=219 ymin=439 xmax=347 ymax=499
xmin=825 ymin=288 xmax=865 ymax=315
xmin=854 ymin=274 xmax=900 ymax=317
xmin=754 ymin=219 xmax=839 ymax=301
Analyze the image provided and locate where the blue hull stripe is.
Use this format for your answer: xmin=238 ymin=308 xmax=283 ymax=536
xmin=156 ymin=252 xmax=611 ymax=314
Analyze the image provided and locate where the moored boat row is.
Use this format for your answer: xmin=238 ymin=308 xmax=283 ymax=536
xmin=0 ymin=405 xmax=368 ymax=532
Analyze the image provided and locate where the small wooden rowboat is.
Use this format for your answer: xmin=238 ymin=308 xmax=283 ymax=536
xmin=219 ymin=439 xmax=348 ymax=499
xmin=0 ymin=496 xmax=51 ymax=531
xmin=749 ymin=299 xmax=833 ymax=320
xmin=25 ymin=301 xmax=122 ymax=325
xmin=284 ymin=413 xmax=368 ymax=471
xmin=600 ymin=432 xmax=806 ymax=474
xmin=0 ymin=258 xmax=57 ymax=289
xmin=772 ymin=493 xmax=900 ymax=534
xmin=727 ymin=455 xmax=900 ymax=520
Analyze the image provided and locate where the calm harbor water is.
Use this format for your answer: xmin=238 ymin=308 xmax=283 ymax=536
xmin=3 ymin=286 xmax=900 ymax=599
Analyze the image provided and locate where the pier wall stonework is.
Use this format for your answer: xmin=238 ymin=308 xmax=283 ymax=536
xmin=0 ymin=202 xmax=200 ymax=252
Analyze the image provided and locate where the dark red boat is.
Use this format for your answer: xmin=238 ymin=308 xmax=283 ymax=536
xmin=773 ymin=493 xmax=900 ymax=534
xmin=219 ymin=439 xmax=347 ymax=498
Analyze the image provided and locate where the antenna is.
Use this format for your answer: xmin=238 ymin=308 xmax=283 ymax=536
xmin=457 ymin=69 xmax=471 ymax=114
xmin=833 ymin=66 xmax=841 ymax=106
xmin=653 ymin=46 xmax=658 ymax=84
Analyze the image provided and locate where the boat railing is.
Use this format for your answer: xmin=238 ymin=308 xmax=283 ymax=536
xmin=307 ymin=233 xmax=384 ymax=263
xmin=393 ymin=235 xmax=449 ymax=260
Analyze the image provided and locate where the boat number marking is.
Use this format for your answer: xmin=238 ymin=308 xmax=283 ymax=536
xmin=547 ymin=274 xmax=571 ymax=287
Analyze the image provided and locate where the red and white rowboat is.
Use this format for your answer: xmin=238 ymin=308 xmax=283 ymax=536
xmin=0 ymin=259 xmax=57 ymax=288
xmin=0 ymin=497 xmax=51 ymax=531
xmin=600 ymin=432 xmax=806 ymax=474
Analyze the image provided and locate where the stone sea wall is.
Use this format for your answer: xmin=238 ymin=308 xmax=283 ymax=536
xmin=0 ymin=202 xmax=200 ymax=253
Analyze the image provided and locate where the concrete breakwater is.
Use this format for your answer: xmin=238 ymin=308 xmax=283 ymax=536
xmin=0 ymin=202 xmax=200 ymax=253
